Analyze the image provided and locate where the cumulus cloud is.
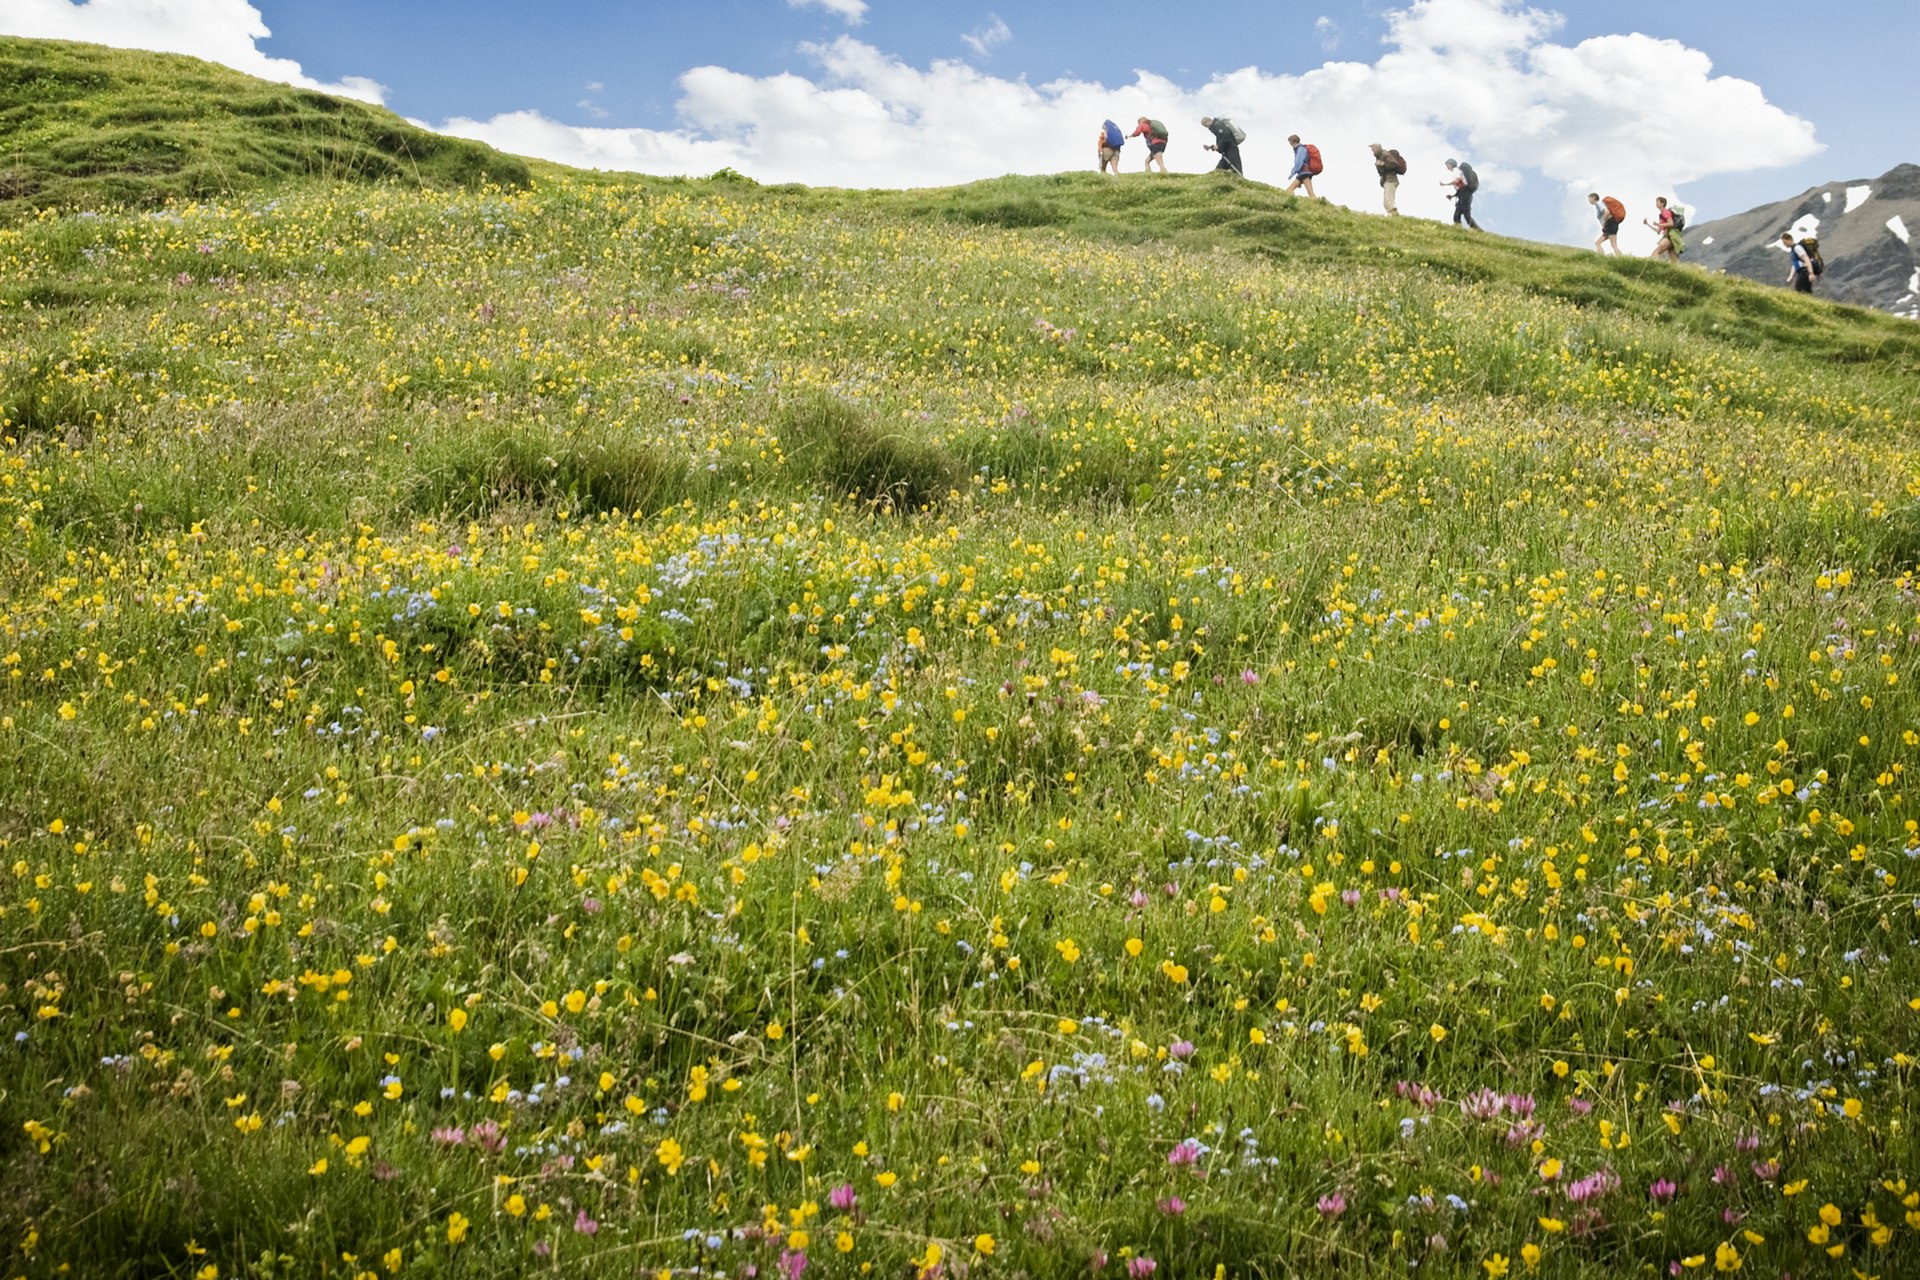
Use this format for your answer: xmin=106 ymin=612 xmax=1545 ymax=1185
xmin=0 ymin=0 xmax=386 ymax=102
xmin=437 ymin=0 xmax=1817 ymax=250
xmin=786 ymin=0 xmax=868 ymax=25
xmin=961 ymin=15 xmax=1011 ymax=59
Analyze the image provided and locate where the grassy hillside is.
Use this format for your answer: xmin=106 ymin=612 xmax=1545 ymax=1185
xmin=0 ymin=37 xmax=529 ymax=213
xmin=4 ymin=72 xmax=1920 ymax=1280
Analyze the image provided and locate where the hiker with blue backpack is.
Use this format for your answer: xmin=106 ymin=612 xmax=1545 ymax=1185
xmin=1442 ymin=159 xmax=1482 ymax=230
xmin=1200 ymin=117 xmax=1245 ymax=176
xmin=1097 ymin=119 xmax=1126 ymax=176
xmin=1284 ymin=135 xmax=1322 ymax=198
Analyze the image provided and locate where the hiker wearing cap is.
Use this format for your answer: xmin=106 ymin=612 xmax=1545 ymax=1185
xmin=1781 ymin=232 xmax=1817 ymax=292
xmin=1646 ymin=197 xmax=1682 ymax=263
xmin=1097 ymin=119 xmax=1125 ymax=176
xmin=1284 ymin=135 xmax=1321 ymax=198
xmin=1589 ymin=192 xmax=1626 ymax=255
xmin=1442 ymin=159 xmax=1482 ymax=230
xmin=1200 ymin=117 xmax=1244 ymax=176
xmin=1370 ymin=144 xmax=1406 ymax=215
xmin=1132 ymin=116 xmax=1169 ymax=174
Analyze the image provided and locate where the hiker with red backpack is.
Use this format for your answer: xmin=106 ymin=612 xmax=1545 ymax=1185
xmin=1097 ymin=119 xmax=1126 ymax=176
xmin=1200 ymin=117 xmax=1245 ymax=177
xmin=1589 ymin=192 xmax=1626 ymax=255
xmin=1132 ymin=116 xmax=1169 ymax=174
xmin=1370 ymin=144 xmax=1407 ymax=215
xmin=1285 ymin=135 xmax=1322 ymax=198
xmin=1442 ymin=160 xmax=1482 ymax=230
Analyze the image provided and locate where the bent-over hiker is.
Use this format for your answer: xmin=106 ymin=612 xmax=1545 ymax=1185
xmin=1132 ymin=116 xmax=1169 ymax=173
xmin=1200 ymin=116 xmax=1244 ymax=176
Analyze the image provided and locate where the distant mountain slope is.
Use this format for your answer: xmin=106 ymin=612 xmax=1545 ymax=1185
xmin=0 ymin=37 xmax=530 ymax=214
xmin=1687 ymin=164 xmax=1920 ymax=318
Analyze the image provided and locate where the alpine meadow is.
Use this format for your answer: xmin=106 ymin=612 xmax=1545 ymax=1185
xmin=8 ymin=36 xmax=1920 ymax=1280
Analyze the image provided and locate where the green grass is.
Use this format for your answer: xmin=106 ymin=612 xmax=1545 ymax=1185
xmin=0 ymin=37 xmax=529 ymax=214
xmin=2 ymin=44 xmax=1920 ymax=1280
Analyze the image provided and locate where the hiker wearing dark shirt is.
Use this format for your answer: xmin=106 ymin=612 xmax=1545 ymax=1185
xmin=1370 ymin=143 xmax=1405 ymax=215
xmin=1442 ymin=160 xmax=1482 ymax=230
xmin=1132 ymin=116 xmax=1169 ymax=174
xmin=1200 ymin=117 xmax=1243 ymax=176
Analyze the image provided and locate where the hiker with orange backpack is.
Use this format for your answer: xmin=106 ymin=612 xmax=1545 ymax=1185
xmin=1132 ymin=117 xmax=1169 ymax=174
xmin=1371 ymin=144 xmax=1407 ymax=215
xmin=1589 ymin=192 xmax=1626 ymax=255
xmin=1285 ymin=135 xmax=1322 ymax=198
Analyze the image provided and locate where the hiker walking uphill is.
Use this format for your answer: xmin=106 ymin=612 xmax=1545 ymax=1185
xmin=1590 ymin=192 xmax=1626 ymax=255
xmin=1131 ymin=116 xmax=1169 ymax=173
xmin=1647 ymin=196 xmax=1683 ymax=263
xmin=1371 ymin=143 xmax=1407 ymax=215
xmin=1200 ymin=116 xmax=1245 ymax=176
xmin=1442 ymin=159 xmax=1482 ymax=230
xmin=1782 ymin=232 xmax=1823 ymax=292
xmin=1284 ymin=135 xmax=1322 ymax=198
xmin=1097 ymin=119 xmax=1125 ymax=176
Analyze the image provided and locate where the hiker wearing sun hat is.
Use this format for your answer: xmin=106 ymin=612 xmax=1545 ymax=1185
xmin=1370 ymin=143 xmax=1407 ymax=215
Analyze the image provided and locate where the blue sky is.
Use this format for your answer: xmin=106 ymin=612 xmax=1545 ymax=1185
xmin=9 ymin=0 xmax=1917 ymax=248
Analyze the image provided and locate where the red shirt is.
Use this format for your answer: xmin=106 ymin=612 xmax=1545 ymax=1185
xmin=1131 ymin=121 xmax=1166 ymax=144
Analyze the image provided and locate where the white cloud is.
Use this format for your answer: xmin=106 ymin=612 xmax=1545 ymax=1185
xmin=961 ymin=15 xmax=1011 ymax=59
xmin=786 ymin=0 xmax=867 ymax=26
xmin=0 ymin=0 xmax=385 ymax=102
xmin=1314 ymin=16 xmax=1341 ymax=52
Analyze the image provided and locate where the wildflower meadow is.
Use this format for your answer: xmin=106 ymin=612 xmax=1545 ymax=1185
xmin=3 ymin=170 xmax=1920 ymax=1278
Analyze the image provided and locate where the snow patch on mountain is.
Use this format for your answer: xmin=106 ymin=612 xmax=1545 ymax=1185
xmin=1845 ymin=185 xmax=1873 ymax=213
xmin=1822 ymin=191 xmax=1832 ymax=204
xmin=1791 ymin=213 xmax=1821 ymax=240
xmin=1891 ymin=215 xmax=1912 ymax=245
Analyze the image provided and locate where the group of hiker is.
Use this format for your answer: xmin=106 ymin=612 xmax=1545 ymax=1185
xmin=1097 ymin=118 xmax=1487 ymax=231
xmin=1100 ymin=116 xmax=1831 ymax=293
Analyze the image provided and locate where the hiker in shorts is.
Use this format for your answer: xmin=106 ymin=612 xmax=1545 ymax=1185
xmin=1589 ymin=192 xmax=1625 ymax=255
xmin=1200 ymin=117 xmax=1243 ymax=176
xmin=1370 ymin=144 xmax=1405 ymax=215
xmin=1646 ymin=196 xmax=1682 ymax=263
xmin=1781 ymin=233 xmax=1816 ymax=292
xmin=1284 ymin=135 xmax=1320 ymax=197
xmin=1442 ymin=160 xmax=1481 ymax=230
xmin=1132 ymin=116 xmax=1169 ymax=174
xmin=1097 ymin=119 xmax=1125 ymax=176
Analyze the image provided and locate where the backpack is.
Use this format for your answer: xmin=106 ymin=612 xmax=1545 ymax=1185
xmin=1386 ymin=149 xmax=1407 ymax=175
xmin=1303 ymin=144 xmax=1323 ymax=176
xmin=1801 ymin=236 xmax=1825 ymax=276
xmin=1103 ymin=119 xmax=1124 ymax=149
xmin=1668 ymin=206 xmax=1686 ymax=232
xmin=1146 ymin=118 xmax=1167 ymax=140
xmin=1459 ymin=163 xmax=1479 ymax=192
xmin=1217 ymin=118 xmax=1246 ymax=145
xmin=1602 ymin=196 xmax=1626 ymax=222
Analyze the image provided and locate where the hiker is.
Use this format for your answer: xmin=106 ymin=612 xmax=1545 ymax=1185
xmin=1132 ymin=116 xmax=1169 ymax=174
xmin=1442 ymin=160 xmax=1482 ymax=229
xmin=1371 ymin=143 xmax=1407 ymax=215
xmin=1097 ymin=119 xmax=1125 ymax=176
xmin=1589 ymin=192 xmax=1626 ymax=255
xmin=1646 ymin=196 xmax=1683 ymax=263
xmin=1284 ymin=135 xmax=1322 ymax=197
xmin=1781 ymin=232 xmax=1818 ymax=292
xmin=1200 ymin=117 xmax=1244 ymax=176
